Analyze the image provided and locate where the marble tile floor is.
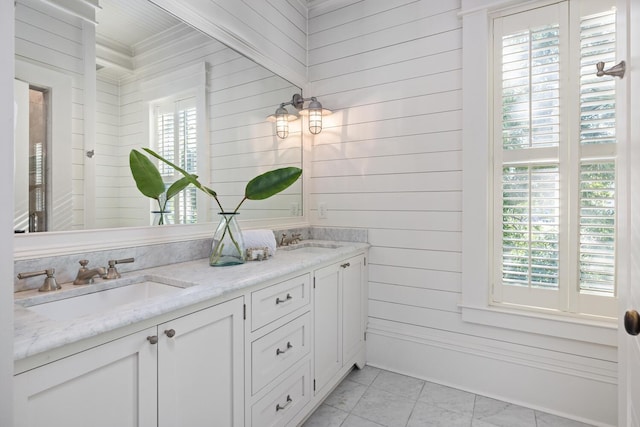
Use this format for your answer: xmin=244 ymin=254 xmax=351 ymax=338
xmin=302 ymin=366 xmax=594 ymax=427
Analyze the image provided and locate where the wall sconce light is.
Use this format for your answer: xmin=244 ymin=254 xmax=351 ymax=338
xmin=267 ymin=104 xmax=299 ymax=139
xmin=275 ymin=105 xmax=291 ymax=139
xmin=269 ymin=94 xmax=331 ymax=138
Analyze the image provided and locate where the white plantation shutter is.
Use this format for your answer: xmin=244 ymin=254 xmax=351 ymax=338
xmin=578 ymin=9 xmax=617 ymax=302
xmin=579 ymin=162 xmax=615 ymax=295
xmin=500 ymin=24 xmax=561 ymax=150
xmin=580 ymin=11 xmax=616 ymax=147
xmin=493 ymin=1 xmax=617 ymax=317
xmin=154 ymin=97 xmax=198 ymax=224
xmin=501 ymin=165 xmax=560 ymax=289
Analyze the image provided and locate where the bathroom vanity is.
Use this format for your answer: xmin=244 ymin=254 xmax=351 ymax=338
xmin=13 ymin=241 xmax=368 ymax=427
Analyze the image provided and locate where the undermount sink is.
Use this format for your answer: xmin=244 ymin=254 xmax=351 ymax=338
xmin=285 ymin=246 xmax=338 ymax=254
xmin=23 ymin=279 xmax=185 ymax=321
xmin=280 ymin=243 xmax=341 ymax=253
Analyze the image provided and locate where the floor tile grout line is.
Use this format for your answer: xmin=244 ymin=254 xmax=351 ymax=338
xmin=403 ymin=380 xmax=426 ymax=427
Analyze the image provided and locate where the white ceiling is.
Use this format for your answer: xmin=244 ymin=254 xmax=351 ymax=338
xmin=96 ymin=0 xmax=181 ymax=52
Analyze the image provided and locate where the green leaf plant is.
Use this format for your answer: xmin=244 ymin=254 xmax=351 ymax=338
xmin=130 ymin=148 xmax=302 ymax=264
xmin=129 ymin=150 xmax=191 ymax=225
xmin=138 ymin=147 xmax=302 ymax=214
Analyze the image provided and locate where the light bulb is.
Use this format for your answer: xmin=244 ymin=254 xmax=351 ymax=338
xmin=307 ymin=99 xmax=323 ymax=135
xmin=275 ymin=105 xmax=289 ymax=139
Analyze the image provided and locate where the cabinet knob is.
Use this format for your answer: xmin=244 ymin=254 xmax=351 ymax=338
xmin=340 ymin=262 xmax=351 ymax=268
xmin=147 ymin=335 xmax=158 ymax=345
xmin=164 ymin=329 xmax=176 ymax=338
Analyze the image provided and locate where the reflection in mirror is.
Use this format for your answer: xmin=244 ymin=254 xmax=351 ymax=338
xmin=14 ymin=0 xmax=302 ymax=233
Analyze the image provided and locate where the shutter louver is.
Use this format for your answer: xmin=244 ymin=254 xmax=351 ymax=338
xmin=580 ymin=11 xmax=616 ymax=146
xmin=501 ymin=25 xmax=560 ymax=150
xmin=177 ymin=104 xmax=198 ymax=224
xmin=502 ymin=165 xmax=560 ymax=290
xmin=578 ymin=10 xmax=616 ymax=296
xmin=579 ymin=162 xmax=615 ymax=295
xmin=154 ymin=98 xmax=198 ymax=225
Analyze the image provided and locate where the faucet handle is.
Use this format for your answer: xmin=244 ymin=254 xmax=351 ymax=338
xmin=78 ymin=259 xmax=89 ymax=271
xmin=17 ymin=268 xmax=61 ymax=292
xmin=104 ymin=258 xmax=135 ymax=279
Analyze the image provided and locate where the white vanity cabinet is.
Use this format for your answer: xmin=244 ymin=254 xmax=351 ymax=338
xmin=158 ymin=297 xmax=244 ymax=427
xmin=14 ymin=327 xmax=158 ymax=427
xmin=246 ymin=273 xmax=313 ymax=427
xmin=313 ymin=254 xmax=366 ymax=394
xmin=14 ymin=297 xmax=244 ymax=427
xmin=14 ymin=244 xmax=369 ymax=427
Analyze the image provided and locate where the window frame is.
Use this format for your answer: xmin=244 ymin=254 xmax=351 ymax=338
xmin=491 ymin=1 xmax=619 ymax=318
xmin=459 ymin=0 xmax=623 ymax=345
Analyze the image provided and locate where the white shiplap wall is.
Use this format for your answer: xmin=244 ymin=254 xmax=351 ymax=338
xmin=104 ymin=23 xmax=303 ymax=228
xmin=307 ymin=0 xmax=617 ymax=425
xmin=94 ymin=75 xmax=121 ymax=228
xmin=15 ymin=0 xmax=86 ymax=230
xmin=14 ymin=0 xmax=307 ymax=230
xmin=150 ymin=0 xmax=308 ymax=87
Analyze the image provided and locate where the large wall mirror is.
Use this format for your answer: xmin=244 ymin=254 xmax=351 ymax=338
xmin=14 ymin=0 xmax=303 ymax=235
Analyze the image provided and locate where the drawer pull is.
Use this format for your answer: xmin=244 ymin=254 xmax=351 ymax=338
xmin=276 ymin=395 xmax=293 ymax=412
xmin=275 ymin=293 xmax=293 ymax=304
xmin=164 ymin=329 xmax=176 ymax=338
xmin=340 ymin=262 xmax=351 ymax=268
xmin=276 ymin=341 xmax=293 ymax=356
xmin=147 ymin=335 xmax=158 ymax=345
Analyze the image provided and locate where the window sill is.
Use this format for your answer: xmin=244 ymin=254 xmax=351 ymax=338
xmin=460 ymin=304 xmax=617 ymax=347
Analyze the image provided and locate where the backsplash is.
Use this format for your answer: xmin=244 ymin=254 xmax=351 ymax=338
xmin=13 ymin=227 xmax=367 ymax=292
xmin=14 ymin=239 xmax=211 ymax=293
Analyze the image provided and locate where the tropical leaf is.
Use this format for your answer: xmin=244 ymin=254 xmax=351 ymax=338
xmin=166 ymin=176 xmax=192 ymax=201
xmin=245 ymin=167 xmax=302 ymax=200
xmin=129 ymin=150 xmax=165 ymax=199
xmin=140 ymin=148 xmax=302 ymax=213
xmin=142 ymin=147 xmax=216 ymax=198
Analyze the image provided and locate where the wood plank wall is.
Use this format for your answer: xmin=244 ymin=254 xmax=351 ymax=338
xmin=307 ymin=1 xmax=617 ymax=424
xmin=19 ymin=0 xmax=306 ymax=229
xmin=110 ymin=26 xmax=302 ymax=227
xmin=15 ymin=0 xmax=86 ymax=230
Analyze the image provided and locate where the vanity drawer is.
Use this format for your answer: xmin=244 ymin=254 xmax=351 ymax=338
xmin=250 ymin=358 xmax=311 ymax=427
xmin=251 ymin=273 xmax=310 ymax=331
xmin=252 ymin=312 xmax=310 ymax=395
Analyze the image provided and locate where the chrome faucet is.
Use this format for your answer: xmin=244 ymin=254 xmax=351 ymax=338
xmin=279 ymin=233 xmax=303 ymax=246
xmin=73 ymin=260 xmax=106 ymax=286
xmin=17 ymin=268 xmax=60 ymax=292
xmin=104 ymin=257 xmax=135 ymax=280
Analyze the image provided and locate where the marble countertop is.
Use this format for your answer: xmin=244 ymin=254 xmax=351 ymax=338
xmin=13 ymin=240 xmax=369 ymax=362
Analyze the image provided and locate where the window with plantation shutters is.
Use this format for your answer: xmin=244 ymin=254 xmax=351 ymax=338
xmin=492 ymin=0 xmax=618 ymax=318
xmin=154 ymin=96 xmax=198 ymax=224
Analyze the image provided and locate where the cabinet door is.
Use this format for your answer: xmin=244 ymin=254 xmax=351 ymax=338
xmin=158 ymin=297 xmax=244 ymax=427
xmin=342 ymin=254 xmax=366 ymax=364
xmin=14 ymin=328 xmax=158 ymax=427
xmin=313 ymin=263 xmax=342 ymax=393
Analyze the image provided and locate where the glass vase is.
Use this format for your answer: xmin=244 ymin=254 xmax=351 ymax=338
xmin=210 ymin=212 xmax=245 ymax=266
xmin=152 ymin=210 xmax=173 ymax=225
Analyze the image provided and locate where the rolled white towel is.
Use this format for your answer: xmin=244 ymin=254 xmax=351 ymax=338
xmin=243 ymin=229 xmax=277 ymax=256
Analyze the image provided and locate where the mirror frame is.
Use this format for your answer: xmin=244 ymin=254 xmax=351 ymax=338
xmin=14 ymin=0 xmax=311 ymax=260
